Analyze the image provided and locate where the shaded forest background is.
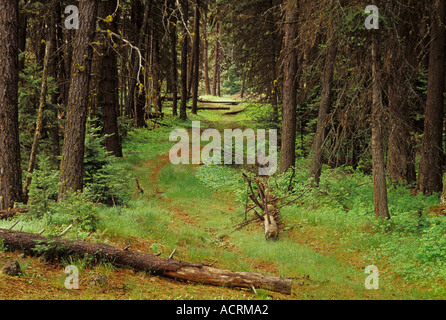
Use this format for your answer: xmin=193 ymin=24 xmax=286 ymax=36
xmin=0 ymin=0 xmax=445 ymax=223
xmin=1 ymin=0 xmax=446 ymax=299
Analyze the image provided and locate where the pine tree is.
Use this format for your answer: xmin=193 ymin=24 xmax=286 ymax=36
xmin=59 ymin=0 xmax=99 ymax=197
xmin=0 ymin=0 xmax=24 ymax=209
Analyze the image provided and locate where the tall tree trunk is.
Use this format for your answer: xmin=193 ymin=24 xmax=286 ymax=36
xmin=308 ymin=34 xmax=337 ymax=186
xmin=371 ymin=36 xmax=390 ymax=220
xmin=47 ymin=1 xmax=61 ymax=159
xmin=152 ymin=36 xmax=162 ymax=115
xmin=419 ymin=0 xmax=446 ymax=195
xmin=89 ymin=40 xmax=102 ymax=122
xmin=187 ymin=39 xmax=194 ymax=99
xmin=212 ymin=24 xmax=220 ymax=96
xmin=268 ymin=0 xmax=279 ymax=123
xmin=191 ymin=0 xmax=200 ymax=114
xmin=203 ymin=16 xmax=211 ymax=96
xmin=179 ymin=0 xmax=189 ymax=120
xmin=62 ymin=26 xmax=73 ymax=108
xmin=18 ymin=0 xmax=28 ymax=74
xmin=269 ymin=54 xmax=278 ymax=122
xmin=170 ymin=9 xmax=178 ymax=117
xmin=386 ymin=49 xmax=416 ymax=185
xmin=127 ymin=0 xmax=151 ymax=125
xmin=99 ymin=0 xmax=123 ymax=157
xmin=240 ymin=72 xmax=246 ymax=99
xmin=23 ymin=38 xmax=52 ymax=203
xmin=279 ymin=1 xmax=299 ymax=174
xmin=58 ymin=0 xmax=99 ymax=197
xmin=0 ymin=0 xmax=24 ymax=210
xmin=216 ymin=65 xmax=221 ymax=97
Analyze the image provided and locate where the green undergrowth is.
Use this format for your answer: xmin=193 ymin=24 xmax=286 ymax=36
xmin=3 ymin=105 xmax=445 ymax=299
xmin=198 ymin=155 xmax=446 ymax=298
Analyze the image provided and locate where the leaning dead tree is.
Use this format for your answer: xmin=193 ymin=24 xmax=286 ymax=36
xmin=242 ymin=174 xmax=279 ymax=240
xmin=239 ymin=173 xmax=310 ymax=241
xmin=0 ymin=228 xmax=292 ymax=295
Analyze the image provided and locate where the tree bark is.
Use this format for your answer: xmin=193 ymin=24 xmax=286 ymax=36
xmin=203 ymin=16 xmax=211 ymax=96
xmin=0 ymin=0 xmax=24 ymax=210
xmin=99 ymin=0 xmax=123 ymax=157
xmin=212 ymin=24 xmax=220 ymax=97
xmin=0 ymin=228 xmax=292 ymax=295
xmin=371 ymin=36 xmax=390 ymax=220
xmin=386 ymin=48 xmax=416 ymax=185
xmin=127 ymin=0 xmax=151 ymax=126
xmin=267 ymin=0 xmax=279 ymax=123
xmin=0 ymin=208 xmax=28 ymax=220
xmin=279 ymin=1 xmax=299 ymax=174
xmin=18 ymin=0 xmax=27 ymax=74
xmin=62 ymin=24 xmax=73 ymax=108
xmin=152 ymin=37 xmax=162 ymax=115
xmin=47 ymin=1 xmax=61 ymax=159
xmin=179 ymin=0 xmax=189 ymax=120
xmin=170 ymin=5 xmax=179 ymax=116
xmin=23 ymin=40 xmax=52 ymax=203
xmin=263 ymin=203 xmax=278 ymax=240
xmin=308 ymin=34 xmax=337 ymax=187
xmin=418 ymin=0 xmax=446 ymax=195
xmin=240 ymin=72 xmax=246 ymax=99
xmin=58 ymin=0 xmax=99 ymax=197
xmin=191 ymin=0 xmax=200 ymax=114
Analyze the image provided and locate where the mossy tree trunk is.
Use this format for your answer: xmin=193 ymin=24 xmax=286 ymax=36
xmin=99 ymin=0 xmax=123 ymax=157
xmin=279 ymin=0 xmax=299 ymax=174
xmin=371 ymin=35 xmax=390 ymax=220
xmin=308 ymin=32 xmax=337 ymax=187
xmin=58 ymin=0 xmax=99 ymax=198
xmin=418 ymin=0 xmax=446 ymax=195
xmin=179 ymin=0 xmax=189 ymax=120
xmin=191 ymin=0 xmax=200 ymax=115
xmin=0 ymin=0 xmax=24 ymax=210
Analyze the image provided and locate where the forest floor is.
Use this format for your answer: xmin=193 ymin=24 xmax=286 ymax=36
xmin=0 ymin=95 xmax=443 ymax=300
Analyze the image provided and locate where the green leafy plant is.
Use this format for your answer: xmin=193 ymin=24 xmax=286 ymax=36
xmin=32 ymin=238 xmax=69 ymax=262
xmin=47 ymin=191 xmax=100 ymax=233
xmin=27 ymin=155 xmax=59 ymax=218
xmin=83 ymin=123 xmax=133 ymax=206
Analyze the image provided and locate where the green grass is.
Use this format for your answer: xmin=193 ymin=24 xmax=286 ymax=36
xmin=4 ymin=96 xmax=445 ymax=300
xmin=114 ymin=106 xmax=446 ymax=298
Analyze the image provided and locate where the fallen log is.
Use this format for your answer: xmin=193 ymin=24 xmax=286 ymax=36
xmin=0 ymin=208 xmax=29 ymax=220
xmin=186 ymin=106 xmax=231 ymax=111
xmin=0 ymin=228 xmax=292 ymax=295
xmin=224 ymin=108 xmax=246 ymax=115
xmin=162 ymin=96 xmax=243 ymax=106
xmin=198 ymin=99 xmax=243 ymax=105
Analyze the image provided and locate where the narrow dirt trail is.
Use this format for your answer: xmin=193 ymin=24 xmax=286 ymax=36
xmin=128 ymin=100 xmax=436 ymax=300
xmin=133 ymin=109 xmax=344 ymax=299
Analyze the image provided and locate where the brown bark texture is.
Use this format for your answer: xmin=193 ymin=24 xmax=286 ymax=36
xmin=58 ymin=0 xmax=99 ymax=197
xmin=0 ymin=228 xmax=292 ymax=295
xmin=371 ymin=37 xmax=390 ymax=220
xmin=280 ymin=1 xmax=299 ymax=174
xmin=308 ymin=34 xmax=337 ymax=186
xmin=0 ymin=0 xmax=24 ymax=210
xmin=99 ymin=0 xmax=123 ymax=157
xmin=418 ymin=0 xmax=446 ymax=195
